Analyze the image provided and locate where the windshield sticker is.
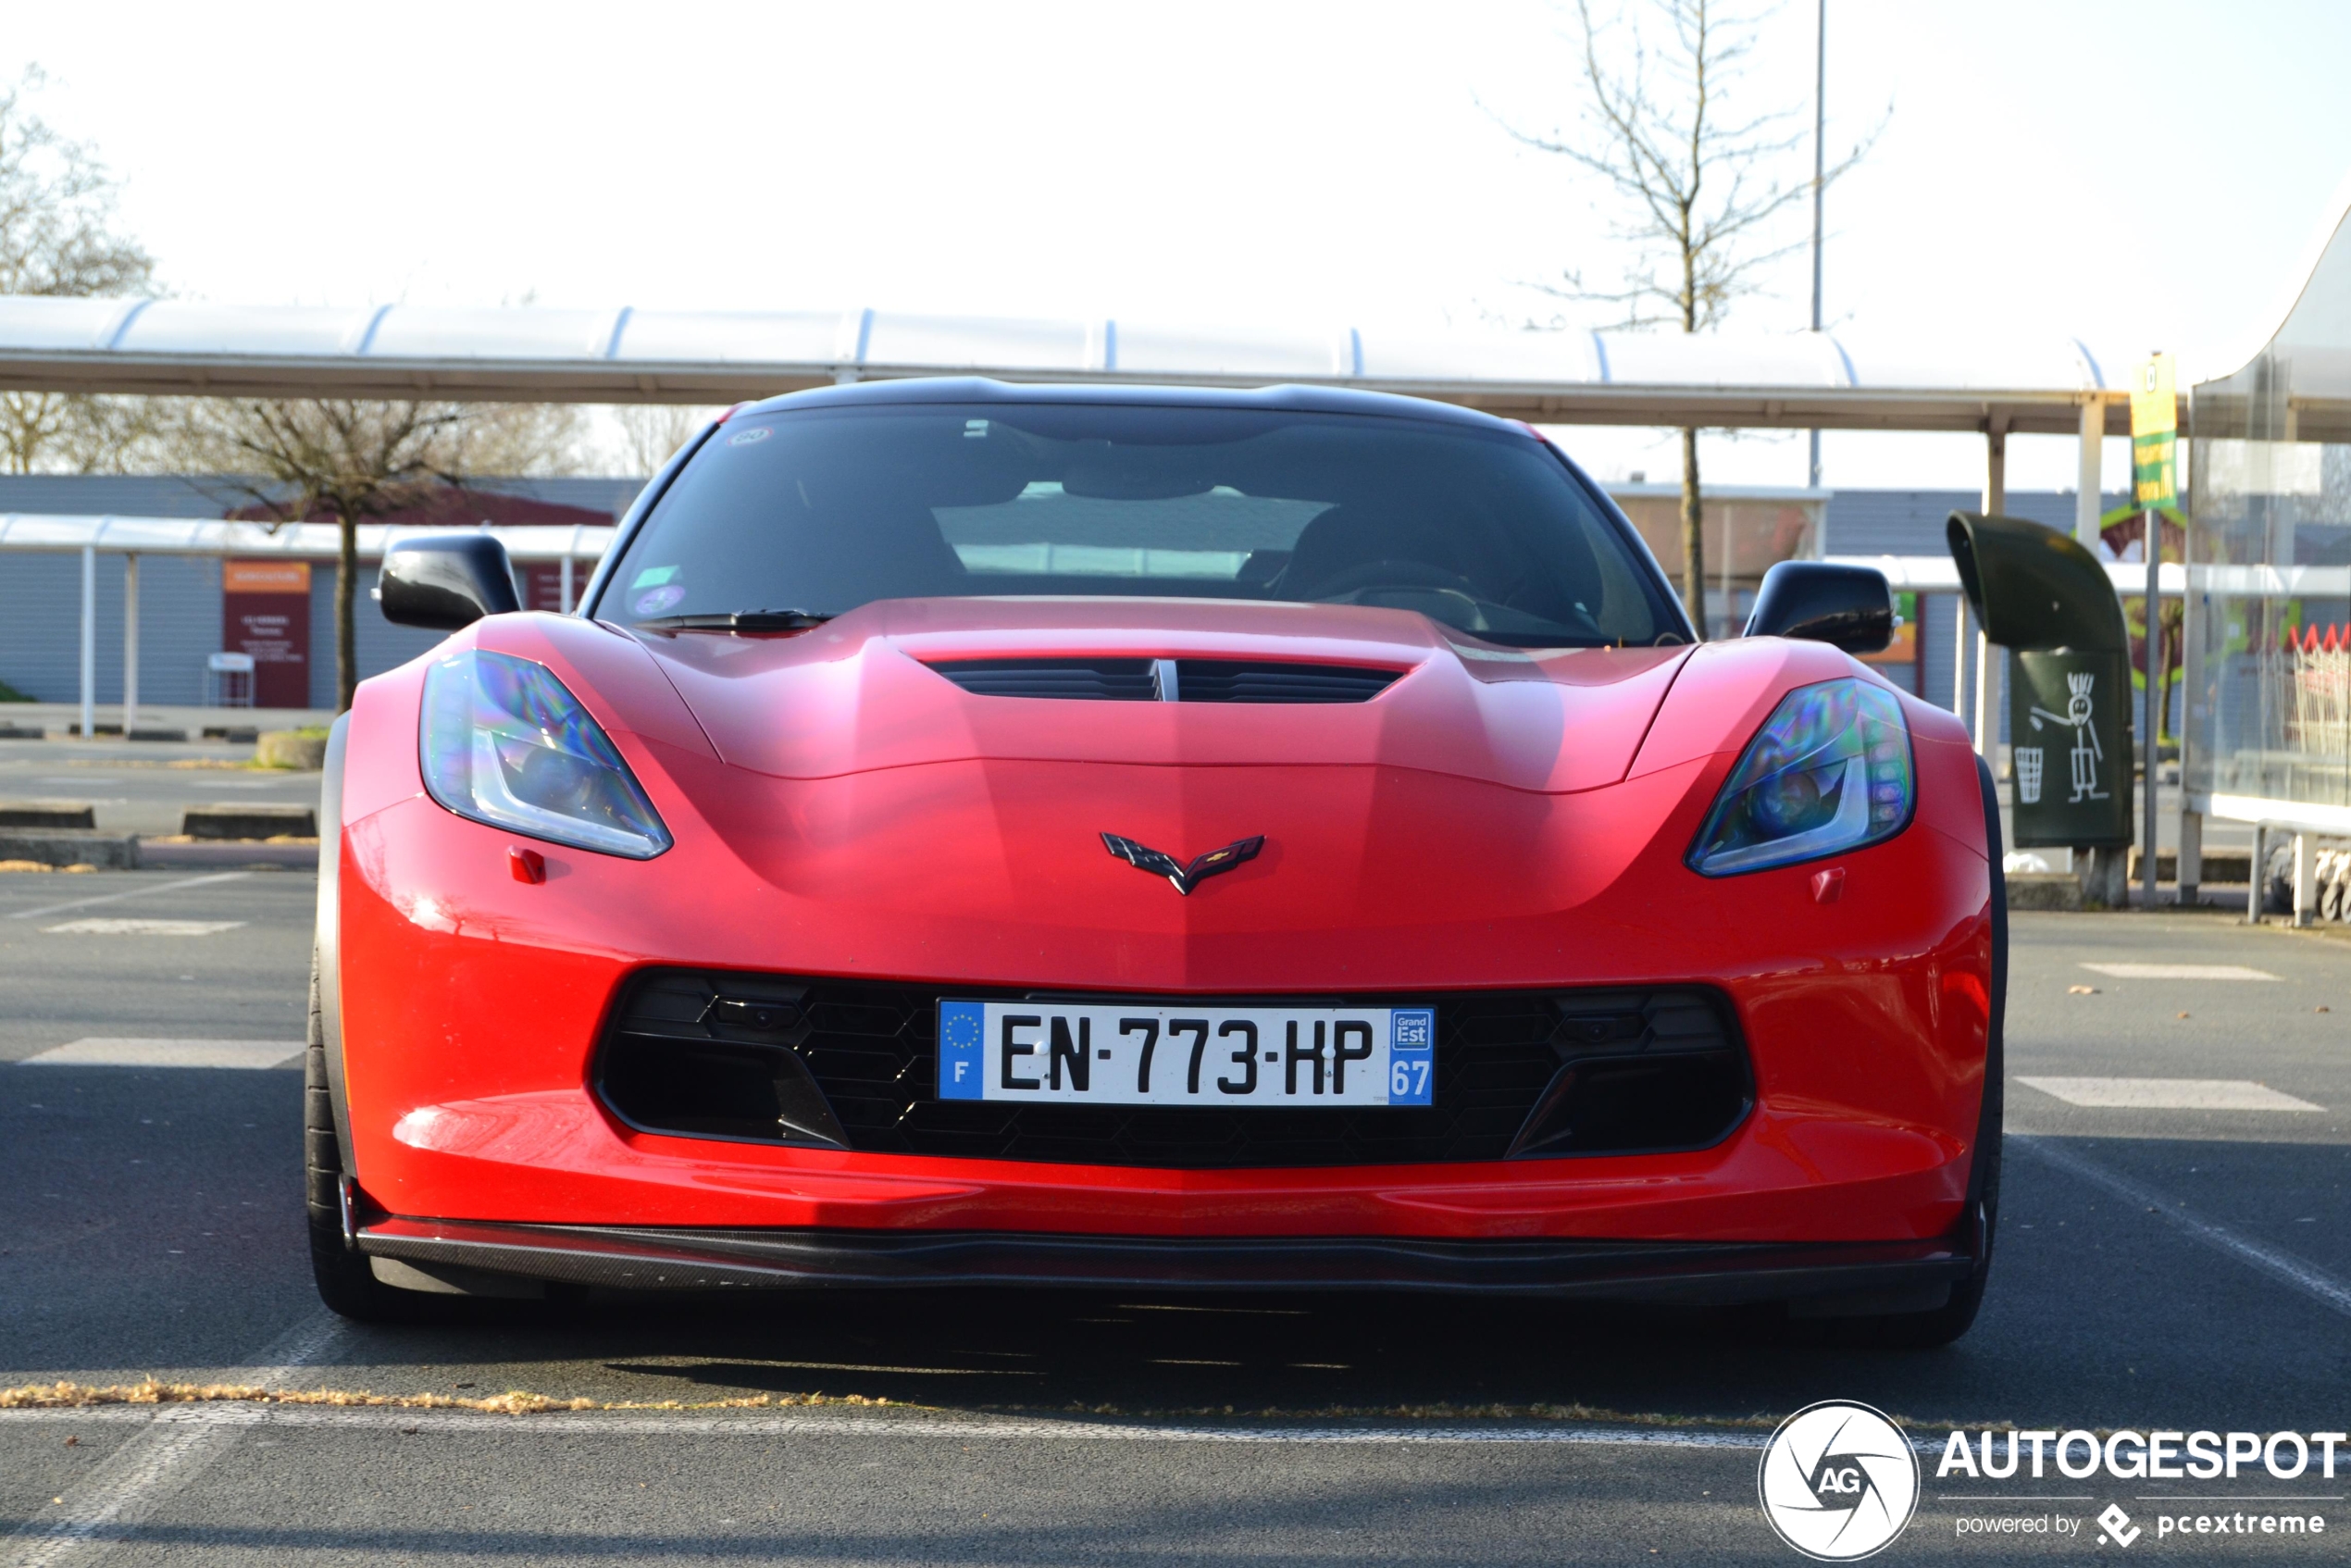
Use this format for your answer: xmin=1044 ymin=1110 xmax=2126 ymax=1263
xmin=630 ymin=565 xmax=679 ymax=590
xmin=632 ymin=583 xmax=687 ymax=616
xmin=727 ymin=426 xmax=772 ymax=446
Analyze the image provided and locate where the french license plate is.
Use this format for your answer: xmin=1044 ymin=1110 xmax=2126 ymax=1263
xmin=936 ymin=1002 xmax=1434 ymax=1107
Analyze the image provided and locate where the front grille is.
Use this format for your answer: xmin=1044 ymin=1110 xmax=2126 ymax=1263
xmin=924 ymin=657 xmax=1399 ymax=704
xmin=596 ymin=972 xmax=1750 ymax=1170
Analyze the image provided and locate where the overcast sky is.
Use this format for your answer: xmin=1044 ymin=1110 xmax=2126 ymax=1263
xmin=8 ymin=1 xmax=2348 ymax=488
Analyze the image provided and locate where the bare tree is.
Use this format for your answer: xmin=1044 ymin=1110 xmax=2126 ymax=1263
xmin=1495 ymin=0 xmax=1874 ymax=635
xmin=450 ymin=401 xmax=589 ymax=478
xmin=176 ymin=400 xmax=572 ymax=713
xmin=613 ymin=404 xmax=719 ymax=476
xmin=0 ymin=67 xmax=167 ymax=474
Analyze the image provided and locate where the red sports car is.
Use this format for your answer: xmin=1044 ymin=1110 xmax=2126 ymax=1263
xmin=309 ymin=380 xmax=2002 ymax=1345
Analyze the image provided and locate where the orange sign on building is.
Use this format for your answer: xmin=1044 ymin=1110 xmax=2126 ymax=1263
xmin=222 ymin=559 xmax=313 ymax=709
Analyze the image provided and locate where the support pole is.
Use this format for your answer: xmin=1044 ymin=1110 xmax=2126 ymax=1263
xmin=2246 ymin=824 xmax=2265 ymax=923
xmin=78 ymin=545 xmax=95 ymax=740
xmin=2177 ymin=488 xmax=2196 ymax=908
xmin=2293 ymin=831 xmax=2313 ymax=927
xmin=2077 ymin=399 xmax=2104 ymax=549
xmin=121 ymin=553 xmax=141 ymax=733
xmin=2179 ymin=809 xmax=2201 ymax=907
xmin=2142 ymin=512 xmax=2160 ymax=909
xmin=560 ymin=554 xmax=574 ymax=615
xmin=1953 ymin=594 xmax=1971 ymax=722
xmin=1974 ymin=628 xmax=1993 ymax=761
xmin=1976 ymin=427 xmax=2006 ymax=758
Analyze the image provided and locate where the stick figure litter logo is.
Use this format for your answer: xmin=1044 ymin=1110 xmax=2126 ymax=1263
xmin=1757 ymin=1400 xmax=1920 ymax=1560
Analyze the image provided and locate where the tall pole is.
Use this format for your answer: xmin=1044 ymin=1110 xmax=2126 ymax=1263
xmin=1807 ymin=0 xmax=1825 ymax=489
xmin=2142 ymin=509 xmax=2160 ymax=908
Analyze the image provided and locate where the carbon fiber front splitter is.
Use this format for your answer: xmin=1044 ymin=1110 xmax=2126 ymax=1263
xmin=357 ymin=1214 xmax=1975 ymax=1306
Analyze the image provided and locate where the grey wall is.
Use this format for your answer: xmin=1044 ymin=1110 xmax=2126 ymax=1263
xmin=0 ymin=551 xmax=221 ymax=704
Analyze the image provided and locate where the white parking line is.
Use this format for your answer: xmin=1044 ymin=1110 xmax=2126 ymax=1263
xmin=2020 ymin=1077 xmax=2323 ymax=1112
xmin=2078 ymin=963 xmax=2280 ymax=981
xmin=5 ymin=1314 xmax=341 ymax=1568
xmin=15 ymin=1039 xmax=304 ymax=1070
xmin=40 ymin=919 xmax=245 ymax=937
xmin=3 ymin=872 xmax=251 ymax=924
xmin=0 ymin=1403 xmax=1775 ymax=1449
xmin=2013 ymin=1136 xmax=2351 ymax=1319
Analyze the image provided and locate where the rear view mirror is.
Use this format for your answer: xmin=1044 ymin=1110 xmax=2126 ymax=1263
xmin=378 ymin=536 xmax=523 ymax=629
xmin=1742 ymin=561 xmax=1894 ymax=653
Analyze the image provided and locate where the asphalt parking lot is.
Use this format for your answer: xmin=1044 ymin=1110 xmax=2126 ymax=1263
xmin=3 ymin=868 xmax=2348 ymax=1564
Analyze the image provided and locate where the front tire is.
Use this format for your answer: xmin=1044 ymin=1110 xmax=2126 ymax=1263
xmin=1810 ymin=754 xmax=2007 ymax=1350
xmin=305 ymin=947 xmax=427 ymax=1322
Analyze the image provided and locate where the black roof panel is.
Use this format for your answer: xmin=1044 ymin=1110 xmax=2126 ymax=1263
xmin=743 ymin=377 xmax=1522 ymax=433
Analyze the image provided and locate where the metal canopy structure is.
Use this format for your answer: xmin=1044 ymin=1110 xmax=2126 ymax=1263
xmin=0 ymin=513 xmax=613 ymax=563
xmin=0 ymin=294 xmax=2146 ymax=434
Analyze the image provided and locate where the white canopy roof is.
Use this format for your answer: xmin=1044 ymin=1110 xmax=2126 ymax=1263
xmin=0 ymin=295 xmax=2136 ymax=435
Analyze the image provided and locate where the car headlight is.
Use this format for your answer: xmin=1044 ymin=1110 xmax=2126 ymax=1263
xmin=1687 ymin=678 xmax=1913 ymax=877
xmin=420 ymin=649 xmax=671 ymax=859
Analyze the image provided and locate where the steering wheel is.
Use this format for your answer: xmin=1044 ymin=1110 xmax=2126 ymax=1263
xmin=1298 ymin=558 xmax=1487 ymax=602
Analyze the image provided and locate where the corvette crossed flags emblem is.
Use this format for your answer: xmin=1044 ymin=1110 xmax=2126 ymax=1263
xmin=1101 ymin=833 xmax=1264 ymax=895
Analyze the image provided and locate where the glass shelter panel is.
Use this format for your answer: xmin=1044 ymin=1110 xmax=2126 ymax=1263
xmin=2187 ymin=215 xmax=2351 ymax=820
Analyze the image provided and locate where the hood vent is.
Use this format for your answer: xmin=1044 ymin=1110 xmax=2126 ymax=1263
xmin=924 ymin=657 xmax=1157 ymax=701
xmin=926 ymin=656 xmax=1400 ymax=704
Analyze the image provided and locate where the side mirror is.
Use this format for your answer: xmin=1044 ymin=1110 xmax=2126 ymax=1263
xmin=378 ymin=535 xmax=523 ymax=629
xmin=1742 ymin=561 xmax=1894 ymax=653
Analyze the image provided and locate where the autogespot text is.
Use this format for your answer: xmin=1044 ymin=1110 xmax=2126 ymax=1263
xmin=1937 ymin=1428 xmax=2347 ymax=1481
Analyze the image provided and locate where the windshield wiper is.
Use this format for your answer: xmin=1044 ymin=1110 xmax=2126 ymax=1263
xmin=631 ymin=609 xmax=834 ymax=633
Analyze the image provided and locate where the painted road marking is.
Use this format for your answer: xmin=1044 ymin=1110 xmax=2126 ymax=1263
xmin=5 ymin=1314 xmax=341 ymax=1568
xmin=3 ymin=871 xmax=251 ymax=923
xmin=2078 ymin=963 xmax=2280 ymax=981
xmin=40 ymin=918 xmax=245 ymax=936
xmin=0 ymin=1403 xmax=1780 ymax=1449
xmin=2020 ymin=1076 xmax=2322 ymax=1112
xmin=2014 ymin=1137 xmax=2351 ymax=1320
xmin=16 ymin=1039 xmax=303 ymax=1070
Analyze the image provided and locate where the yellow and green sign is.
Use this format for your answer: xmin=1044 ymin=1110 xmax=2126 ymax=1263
xmin=2131 ymin=352 xmax=2177 ymax=509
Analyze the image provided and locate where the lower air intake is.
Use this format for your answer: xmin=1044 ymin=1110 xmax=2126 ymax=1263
xmin=595 ymin=972 xmax=1750 ymax=1169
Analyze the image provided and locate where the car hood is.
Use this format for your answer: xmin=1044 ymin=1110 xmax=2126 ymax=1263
xmin=621 ymin=597 xmax=1691 ymax=794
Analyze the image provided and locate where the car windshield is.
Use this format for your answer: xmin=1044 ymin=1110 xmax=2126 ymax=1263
xmin=597 ymin=402 xmax=1685 ymax=648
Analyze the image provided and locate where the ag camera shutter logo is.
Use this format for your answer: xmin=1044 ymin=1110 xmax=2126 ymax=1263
xmin=1758 ymin=1400 xmax=1920 ymax=1560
